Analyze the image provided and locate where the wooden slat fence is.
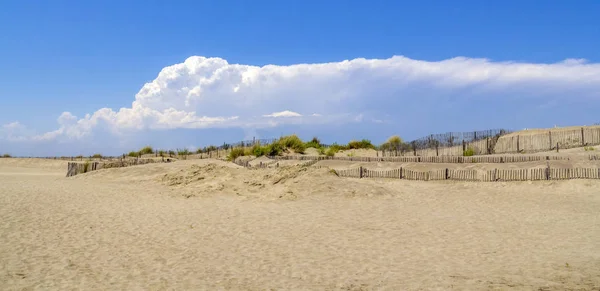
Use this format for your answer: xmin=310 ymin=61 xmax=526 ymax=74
xmin=494 ymin=127 xmax=600 ymax=153
xmin=328 ymin=166 xmax=600 ymax=182
xmin=269 ymin=155 xmax=571 ymax=163
xmin=66 ymin=158 xmax=161 ymax=177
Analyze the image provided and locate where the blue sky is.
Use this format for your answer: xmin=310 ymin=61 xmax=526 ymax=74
xmin=1 ymin=0 xmax=599 ymax=156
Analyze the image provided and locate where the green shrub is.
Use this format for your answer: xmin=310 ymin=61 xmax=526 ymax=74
xmin=318 ymin=147 xmax=326 ymax=155
xmin=177 ymin=148 xmax=191 ymax=156
xmin=381 ymin=135 xmax=403 ymax=151
xmin=347 ymin=139 xmax=375 ymax=150
xmin=168 ymin=150 xmax=176 ymax=157
xmin=195 ymin=148 xmax=204 ymax=154
xmin=91 ymin=154 xmax=103 ymax=159
xmin=228 ymin=148 xmax=245 ymax=161
xmin=83 ymin=161 xmax=90 ymax=173
xmin=584 ymin=146 xmax=595 ymax=151
xmin=1 ymin=154 xmax=11 ymax=158
xmin=264 ymin=143 xmax=283 ymax=156
xmin=278 ymin=135 xmax=305 ymax=153
xmin=158 ymin=150 xmax=166 ymax=157
xmin=304 ymin=137 xmax=322 ymax=149
xmin=251 ymin=144 xmax=267 ymax=157
xmin=463 ymin=147 xmax=475 ymax=156
xmin=139 ymin=146 xmax=154 ymax=155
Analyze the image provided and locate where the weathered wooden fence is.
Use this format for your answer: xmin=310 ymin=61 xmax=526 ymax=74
xmin=66 ymin=158 xmax=164 ymax=177
xmin=270 ymin=155 xmax=572 ymax=163
xmin=494 ymin=127 xmax=600 ymax=153
xmin=330 ymin=166 xmax=600 ymax=182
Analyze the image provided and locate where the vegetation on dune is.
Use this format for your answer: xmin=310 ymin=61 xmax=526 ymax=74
xmin=346 ymin=139 xmax=376 ymax=150
xmin=278 ymin=134 xmax=305 ymax=153
xmin=228 ymin=148 xmax=245 ymax=161
xmin=380 ymin=135 xmax=404 ymax=151
xmin=92 ymin=153 xmax=103 ymax=159
xmin=139 ymin=146 xmax=154 ymax=155
xmin=304 ymin=137 xmax=323 ymax=149
xmin=463 ymin=146 xmax=475 ymax=156
xmin=127 ymin=151 xmax=140 ymax=158
xmin=1 ymin=153 xmax=11 ymax=158
xmin=584 ymin=146 xmax=595 ymax=151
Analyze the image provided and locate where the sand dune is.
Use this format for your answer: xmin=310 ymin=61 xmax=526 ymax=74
xmin=1 ymin=158 xmax=599 ymax=290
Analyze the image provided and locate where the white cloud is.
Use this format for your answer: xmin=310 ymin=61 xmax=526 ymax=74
xmin=262 ymin=110 xmax=303 ymax=118
xmin=4 ymin=55 xmax=600 ymax=146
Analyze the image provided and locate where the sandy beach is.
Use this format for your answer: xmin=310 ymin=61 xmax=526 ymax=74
xmin=1 ymin=158 xmax=599 ymax=290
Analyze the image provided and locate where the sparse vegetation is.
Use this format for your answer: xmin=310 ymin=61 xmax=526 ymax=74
xmin=463 ymin=146 xmax=475 ymax=156
xmin=380 ymin=135 xmax=404 ymax=152
xmin=325 ymin=143 xmax=345 ymax=157
xmin=177 ymin=148 xmax=191 ymax=159
xmin=158 ymin=150 xmax=166 ymax=157
xmin=304 ymin=137 xmax=322 ymax=149
xmin=127 ymin=151 xmax=139 ymax=158
xmin=584 ymin=146 xmax=595 ymax=151
xmin=139 ymin=146 xmax=154 ymax=155
xmin=278 ymin=135 xmax=305 ymax=153
xmin=228 ymin=148 xmax=245 ymax=161
xmin=92 ymin=153 xmax=103 ymax=159
xmin=346 ymin=139 xmax=375 ymax=150
xmin=1 ymin=154 xmax=11 ymax=158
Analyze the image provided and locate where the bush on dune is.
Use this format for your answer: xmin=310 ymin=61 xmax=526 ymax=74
xmin=380 ymin=135 xmax=404 ymax=151
xmin=1 ymin=154 xmax=11 ymax=158
xmin=304 ymin=137 xmax=322 ymax=149
xmin=346 ymin=139 xmax=375 ymax=150
xmin=228 ymin=148 xmax=245 ymax=161
xmin=278 ymin=135 xmax=305 ymax=153
xmin=139 ymin=146 xmax=154 ymax=155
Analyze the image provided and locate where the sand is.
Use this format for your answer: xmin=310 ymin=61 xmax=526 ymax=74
xmin=1 ymin=158 xmax=600 ymax=290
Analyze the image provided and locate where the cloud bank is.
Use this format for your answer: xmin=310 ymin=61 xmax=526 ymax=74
xmin=2 ymin=55 xmax=600 ymax=155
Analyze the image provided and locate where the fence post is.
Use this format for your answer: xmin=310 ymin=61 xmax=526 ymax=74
xmin=462 ymin=140 xmax=466 ymax=152
xmin=581 ymin=127 xmax=585 ymax=145
xmin=445 ymin=168 xmax=449 ymax=180
xmin=556 ymin=142 xmax=559 ymax=153
xmin=549 ymin=131 xmax=552 ymax=150
xmin=516 ymin=135 xmax=520 ymax=153
xmin=546 ymin=162 xmax=550 ymax=180
xmin=359 ymin=166 xmax=363 ymax=179
xmin=436 ymin=144 xmax=439 ymax=156
xmin=412 ymin=141 xmax=417 ymax=156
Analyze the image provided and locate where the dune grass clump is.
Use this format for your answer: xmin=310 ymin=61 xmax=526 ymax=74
xmin=584 ymin=146 xmax=595 ymax=151
xmin=278 ymin=135 xmax=305 ymax=153
xmin=139 ymin=146 xmax=154 ymax=155
xmin=463 ymin=146 xmax=475 ymax=156
xmin=304 ymin=137 xmax=322 ymax=149
xmin=325 ymin=143 xmax=345 ymax=157
xmin=346 ymin=139 xmax=375 ymax=150
xmin=1 ymin=153 xmax=11 ymax=158
xmin=127 ymin=151 xmax=139 ymax=158
xmin=380 ymin=135 xmax=403 ymax=151
xmin=228 ymin=148 xmax=246 ymax=161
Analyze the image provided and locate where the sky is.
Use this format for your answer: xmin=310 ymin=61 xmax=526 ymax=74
xmin=1 ymin=0 xmax=599 ymax=156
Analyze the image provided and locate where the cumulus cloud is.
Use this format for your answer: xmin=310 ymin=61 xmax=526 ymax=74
xmin=3 ymin=55 xmax=600 ymax=149
xmin=262 ymin=110 xmax=303 ymax=118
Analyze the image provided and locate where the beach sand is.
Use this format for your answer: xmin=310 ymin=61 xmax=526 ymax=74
xmin=1 ymin=158 xmax=599 ymax=290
